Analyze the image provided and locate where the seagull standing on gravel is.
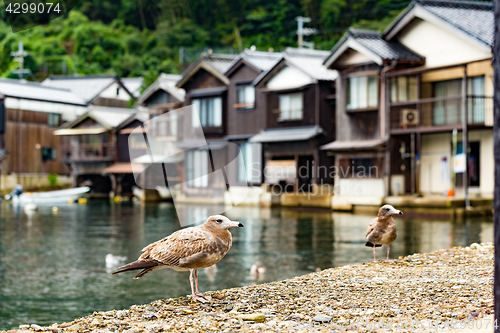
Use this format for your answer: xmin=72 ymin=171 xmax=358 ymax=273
xmin=365 ymin=205 xmax=403 ymax=262
xmin=112 ymin=215 xmax=243 ymax=302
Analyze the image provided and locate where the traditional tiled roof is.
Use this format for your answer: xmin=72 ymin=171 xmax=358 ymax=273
xmin=249 ymin=125 xmax=323 ymax=143
xmin=42 ymin=75 xmax=127 ymax=104
xmin=225 ymin=50 xmax=284 ymax=75
xmin=284 ymin=48 xmax=338 ymax=81
xmin=137 ymin=73 xmax=185 ymax=105
xmin=177 ymin=53 xmax=238 ymax=88
xmin=325 ymin=28 xmax=425 ymax=68
xmin=0 ymin=78 xmax=85 ymax=105
xmin=202 ymin=54 xmax=239 ymax=74
xmin=121 ymin=77 xmax=144 ymax=98
xmin=385 ymin=0 xmax=493 ymax=47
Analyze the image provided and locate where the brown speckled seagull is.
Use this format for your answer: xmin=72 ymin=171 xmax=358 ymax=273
xmin=365 ymin=205 xmax=402 ymax=262
xmin=112 ymin=215 xmax=243 ymax=302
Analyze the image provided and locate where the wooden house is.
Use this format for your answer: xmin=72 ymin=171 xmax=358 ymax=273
xmin=54 ymin=106 xmax=137 ymax=194
xmin=321 ymin=0 xmax=494 ymax=209
xmin=132 ymin=73 xmax=186 ymax=200
xmin=0 ymin=78 xmax=87 ymax=190
xmin=174 ymin=53 xmax=238 ymax=203
xmin=222 ymin=50 xmax=283 ymax=191
xmin=252 ymin=48 xmax=337 ymax=192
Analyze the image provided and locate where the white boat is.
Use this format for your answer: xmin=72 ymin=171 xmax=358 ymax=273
xmin=8 ymin=186 xmax=91 ymax=205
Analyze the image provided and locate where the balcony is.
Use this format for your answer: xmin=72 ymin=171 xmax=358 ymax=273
xmin=389 ymin=95 xmax=493 ymax=134
xmin=61 ymin=143 xmax=115 ymax=162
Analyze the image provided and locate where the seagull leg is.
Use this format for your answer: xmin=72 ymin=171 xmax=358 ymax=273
xmin=384 ymin=244 xmax=391 ymax=262
xmin=373 ymin=245 xmax=378 ymax=262
xmin=193 ymin=270 xmax=212 ymax=302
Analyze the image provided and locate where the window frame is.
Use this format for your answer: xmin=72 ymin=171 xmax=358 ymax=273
xmin=346 ymin=74 xmax=379 ymax=111
xmin=278 ymin=92 xmax=304 ymax=121
xmin=192 ymin=96 xmax=222 ymax=128
xmin=235 ymin=85 xmax=255 ymax=110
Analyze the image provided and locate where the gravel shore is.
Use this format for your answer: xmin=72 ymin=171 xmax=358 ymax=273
xmin=4 ymin=243 xmax=494 ymax=333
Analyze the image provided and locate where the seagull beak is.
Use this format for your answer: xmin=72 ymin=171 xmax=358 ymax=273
xmin=395 ymin=210 xmax=403 ymax=215
xmin=228 ymin=221 xmax=244 ymax=228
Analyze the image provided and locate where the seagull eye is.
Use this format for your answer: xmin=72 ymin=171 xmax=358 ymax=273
xmin=385 ymin=208 xmax=390 ymax=211
xmin=216 ymin=219 xmax=222 ymax=223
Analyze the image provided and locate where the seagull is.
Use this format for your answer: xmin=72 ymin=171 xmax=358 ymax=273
xmin=112 ymin=215 xmax=243 ymax=302
xmin=365 ymin=205 xmax=403 ymax=262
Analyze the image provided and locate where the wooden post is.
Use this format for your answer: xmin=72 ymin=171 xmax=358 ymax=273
xmin=493 ymin=0 xmax=500 ymax=330
xmin=385 ymin=76 xmax=392 ymax=196
xmin=462 ymin=65 xmax=469 ymax=208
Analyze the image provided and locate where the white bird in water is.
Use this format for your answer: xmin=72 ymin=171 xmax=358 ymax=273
xmin=112 ymin=215 xmax=243 ymax=302
xmin=365 ymin=204 xmax=403 ymax=262
xmin=106 ymin=254 xmax=127 ymax=267
xmin=24 ymin=203 xmax=37 ymax=213
xmin=250 ymin=261 xmax=266 ymax=280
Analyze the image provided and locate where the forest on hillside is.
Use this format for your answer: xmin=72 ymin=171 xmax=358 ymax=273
xmin=0 ymin=0 xmax=413 ymax=87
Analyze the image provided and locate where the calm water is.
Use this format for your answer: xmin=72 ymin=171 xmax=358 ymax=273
xmin=0 ymin=202 xmax=493 ymax=330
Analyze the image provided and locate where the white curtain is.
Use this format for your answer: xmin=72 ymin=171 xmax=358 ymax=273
xmin=213 ymin=97 xmax=222 ymax=126
xmin=191 ymin=99 xmax=201 ymax=128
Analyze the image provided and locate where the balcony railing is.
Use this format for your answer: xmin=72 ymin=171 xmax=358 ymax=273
xmin=61 ymin=143 xmax=115 ymax=161
xmin=389 ymin=95 xmax=493 ymax=132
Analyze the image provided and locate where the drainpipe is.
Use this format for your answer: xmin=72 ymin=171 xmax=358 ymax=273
xmin=462 ymin=65 xmax=470 ymax=208
xmin=381 ymin=61 xmax=397 ymax=197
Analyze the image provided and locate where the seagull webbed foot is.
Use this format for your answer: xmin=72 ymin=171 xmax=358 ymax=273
xmin=191 ymin=293 xmax=212 ymax=303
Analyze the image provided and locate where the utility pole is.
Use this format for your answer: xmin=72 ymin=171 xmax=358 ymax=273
xmin=295 ymin=16 xmax=311 ymax=48
xmin=11 ymin=41 xmax=29 ymax=80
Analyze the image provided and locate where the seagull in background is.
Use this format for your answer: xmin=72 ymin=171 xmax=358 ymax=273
xmin=106 ymin=254 xmax=127 ymax=267
xmin=112 ymin=215 xmax=243 ymax=302
xmin=365 ymin=205 xmax=403 ymax=262
xmin=250 ymin=261 xmax=267 ymax=280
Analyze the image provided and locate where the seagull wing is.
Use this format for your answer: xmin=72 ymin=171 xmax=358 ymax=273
xmin=365 ymin=217 xmax=378 ymax=238
xmin=139 ymin=227 xmax=212 ymax=268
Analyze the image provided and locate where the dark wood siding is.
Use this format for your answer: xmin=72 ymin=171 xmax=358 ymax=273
xmin=4 ymin=108 xmax=67 ymax=174
xmin=227 ymin=64 xmax=262 ymax=136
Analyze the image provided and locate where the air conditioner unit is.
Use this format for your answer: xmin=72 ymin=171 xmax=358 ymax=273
xmin=400 ymin=109 xmax=419 ymax=126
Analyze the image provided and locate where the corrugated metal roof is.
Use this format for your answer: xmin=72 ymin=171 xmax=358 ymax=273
xmin=0 ymin=78 xmax=86 ymax=105
xmin=320 ymin=138 xmax=386 ymax=150
xmin=42 ymin=75 xmax=117 ymax=103
xmin=249 ymin=125 xmax=323 ymax=143
xmin=121 ymin=77 xmax=144 ymax=98
xmin=420 ymin=0 xmax=493 ymax=46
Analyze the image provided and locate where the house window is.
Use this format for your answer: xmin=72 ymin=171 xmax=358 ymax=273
xmin=42 ymin=147 xmax=56 ymax=161
xmin=346 ymin=75 xmax=378 ymax=110
xmin=238 ymin=142 xmax=253 ymax=183
xmin=186 ymin=150 xmax=208 ymax=187
xmin=192 ymin=97 xmax=222 ymax=127
xmin=467 ymin=76 xmax=486 ymax=124
xmin=154 ymin=113 xmax=177 ymax=137
xmin=433 ymin=79 xmax=462 ymax=125
xmin=278 ymin=93 xmax=303 ymax=121
xmin=236 ymin=86 xmax=255 ymax=109
xmin=390 ymin=75 xmax=418 ymax=102
xmin=48 ymin=113 xmax=60 ymax=127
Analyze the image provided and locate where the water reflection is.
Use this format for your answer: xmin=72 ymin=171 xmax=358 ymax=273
xmin=0 ymin=202 xmax=492 ymax=329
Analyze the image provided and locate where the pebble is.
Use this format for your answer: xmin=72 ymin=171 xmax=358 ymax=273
xmin=312 ymin=314 xmax=332 ymax=323
xmin=5 ymin=243 xmax=493 ymax=333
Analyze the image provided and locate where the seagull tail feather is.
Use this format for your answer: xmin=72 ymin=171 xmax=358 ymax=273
xmin=111 ymin=259 xmax=160 ymax=278
xmin=365 ymin=242 xmax=382 ymax=247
